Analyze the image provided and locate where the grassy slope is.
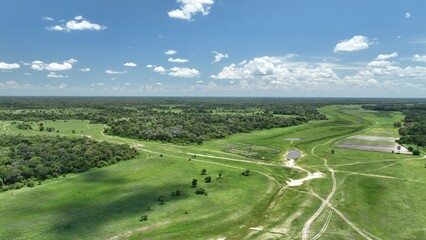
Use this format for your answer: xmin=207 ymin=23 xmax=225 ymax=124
xmin=0 ymin=105 xmax=425 ymax=239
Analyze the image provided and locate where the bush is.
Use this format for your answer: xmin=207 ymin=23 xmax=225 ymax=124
xmin=27 ymin=180 xmax=35 ymax=188
xmin=408 ymin=146 xmax=414 ymax=152
xmin=195 ymin=188 xmax=207 ymax=195
xmin=205 ymin=176 xmax=212 ymax=183
xmin=413 ymin=149 xmax=421 ymax=156
xmin=139 ymin=215 xmax=148 ymax=221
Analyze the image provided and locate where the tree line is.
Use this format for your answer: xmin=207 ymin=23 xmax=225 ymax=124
xmin=0 ymin=135 xmax=139 ymax=191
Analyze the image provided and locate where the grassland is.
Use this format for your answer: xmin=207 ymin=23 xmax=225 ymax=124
xmin=0 ymin=105 xmax=425 ymax=239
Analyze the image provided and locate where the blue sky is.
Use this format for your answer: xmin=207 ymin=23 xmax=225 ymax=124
xmin=1 ymin=0 xmax=426 ymax=97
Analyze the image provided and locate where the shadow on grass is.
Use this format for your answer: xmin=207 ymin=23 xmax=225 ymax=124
xmin=48 ymin=171 xmax=191 ymax=239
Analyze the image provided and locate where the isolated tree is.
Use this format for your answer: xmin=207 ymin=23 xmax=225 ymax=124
xmin=413 ymin=149 xmax=421 ymax=156
xmin=242 ymin=169 xmax=250 ymax=176
xmin=201 ymin=169 xmax=207 ymax=175
xmin=218 ymin=173 xmax=222 ymax=179
xmin=191 ymin=179 xmax=198 ymax=188
xmin=331 ymin=149 xmax=335 ymax=154
xmin=140 ymin=215 xmax=148 ymax=221
xmin=205 ymin=176 xmax=212 ymax=183
xmin=195 ymin=188 xmax=207 ymax=195
xmin=158 ymin=195 xmax=166 ymax=205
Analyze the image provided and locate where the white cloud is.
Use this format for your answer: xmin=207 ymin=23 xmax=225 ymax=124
xmin=212 ymin=51 xmax=229 ymax=63
xmin=105 ymin=70 xmax=127 ymax=75
xmin=31 ymin=61 xmax=45 ymax=71
xmin=376 ymin=52 xmax=398 ymax=61
xmin=42 ymin=16 xmax=54 ymax=21
xmin=405 ymin=12 xmax=411 ymax=18
xmin=334 ymin=35 xmax=370 ymax=52
xmin=58 ymin=83 xmax=66 ymax=89
xmin=196 ymin=80 xmax=204 ymax=84
xmin=0 ymin=62 xmax=20 ymax=70
xmin=0 ymin=81 xmax=19 ymax=89
xmin=124 ymin=62 xmax=137 ymax=67
xmin=146 ymin=64 xmax=154 ymax=68
xmin=413 ymin=54 xmax=426 ymax=62
xmin=24 ymin=73 xmax=31 ymax=76
xmin=153 ymin=66 xmax=167 ymax=74
xmin=74 ymin=16 xmax=84 ymax=21
xmin=46 ymin=62 xmax=73 ymax=71
xmin=47 ymin=72 xmax=68 ymax=78
xmin=164 ymin=50 xmax=177 ymax=55
xmin=168 ymin=0 xmax=215 ymax=21
xmin=168 ymin=57 xmax=189 ymax=63
xmin=31 ymin=59 xmax=76 ymax=71
xmin=79 ymin=68 xmax=91 ymax=72
xmin=169 ymin=67 xmax=200 ymax=78
xmin=48 ymin=16 xmax=106 ymax=32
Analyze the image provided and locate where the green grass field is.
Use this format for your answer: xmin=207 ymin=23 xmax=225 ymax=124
xmin=0 ymin=105 xmax=425 ymax=239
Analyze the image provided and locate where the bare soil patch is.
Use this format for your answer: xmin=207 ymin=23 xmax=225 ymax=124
xmin=337 ymin=142 xmax=411 ymax=154
xmin=347 ymin=135 xmax=397 ymax=142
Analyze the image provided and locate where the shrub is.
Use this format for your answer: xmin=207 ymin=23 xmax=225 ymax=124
xmin=195 ymin=188 xmax=207 ymax=195
xmin=413 ymin=149 xmax=421 ymax=156
xmin=408 ymin=146 xmax=414 ymax=152
xmin=205 ymin=176 xmax=212 ymax=183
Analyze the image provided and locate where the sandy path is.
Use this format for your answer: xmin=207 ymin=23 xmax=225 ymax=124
xmin=302 ymin=139 xmax=337 ymax=240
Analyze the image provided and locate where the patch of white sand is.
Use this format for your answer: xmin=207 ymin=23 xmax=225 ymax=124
xmin=286 ymin=172 xmax=324 ymax=187
xmin=249 ymin=226 xmax=264 ymax=231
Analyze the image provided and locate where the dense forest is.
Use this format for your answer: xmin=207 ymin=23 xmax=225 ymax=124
xmin=0 ymin=97 xmax=329 ymax=144
xmin=104 ymin=112 xmax=313 ymax=144
xmin=363 ymin=103 xmax=426 ymax=147
xmin=0 ymin=135 xmax=139 ymax=191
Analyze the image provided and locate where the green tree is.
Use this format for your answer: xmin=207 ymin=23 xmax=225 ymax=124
xmin=201 ymin=169 xmax=207 ymax=175
xmin=413 ymin=149 xmax=421 ymax=156
xmin=205 ymin=176 xmax=212 ymax=183
xmin=191 ymin=179 xmax=198 ymax=188
xmin=242 ymin=169 xmax=250 ymax=176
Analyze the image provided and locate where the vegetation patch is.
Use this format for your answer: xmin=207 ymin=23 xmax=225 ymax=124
xmin=0 ymin=135 xmax=138 ymax=191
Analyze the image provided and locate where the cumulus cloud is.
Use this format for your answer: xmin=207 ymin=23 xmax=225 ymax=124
xmin=47 ymin=72 xmax=68 ymax=78
xmin=0 ymin=62 xmax=20 ymax=70
xmin=164 ymin=50 xmax=177 ymax=55
xmin=153 ymin=66 xmax=167 ymax=74
xmin=210 ymin=54 xmax=426 ymax=92
xmin=79 ymin=68 xmax=91 ymax=72
xmin=169 ymin=67 xmax=200 ymax=78
xmin=168 ymin=0 xmax=215 ymax=21
xmin=42 ymin=16 xmax=54 ymax=21
xmin=124 ymin=62 xmax=137 ymax=67
xmin=168 ymin=57 xmax=189 ymax=63
xmin=47 ymin=16 xmax=106 ymax=32
xmin=212 ymin=51 xmax=229 ymax=63
xmin=413 ymin=54 xmax=426 ymax=62
xmin=376 ymin=52 xmax=398 ymax=61
xmin=334 ymin=35 xmax=370 ymax=52
xmin=146 ymin=64 xmax=154 ymax=68
xmin=405 ymin=12 xmax=411 ymax=18
xmin=105 ymin=70 xmax=127 ymax=75
xmin=31 ymin=59 xmax=76 ymax=71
